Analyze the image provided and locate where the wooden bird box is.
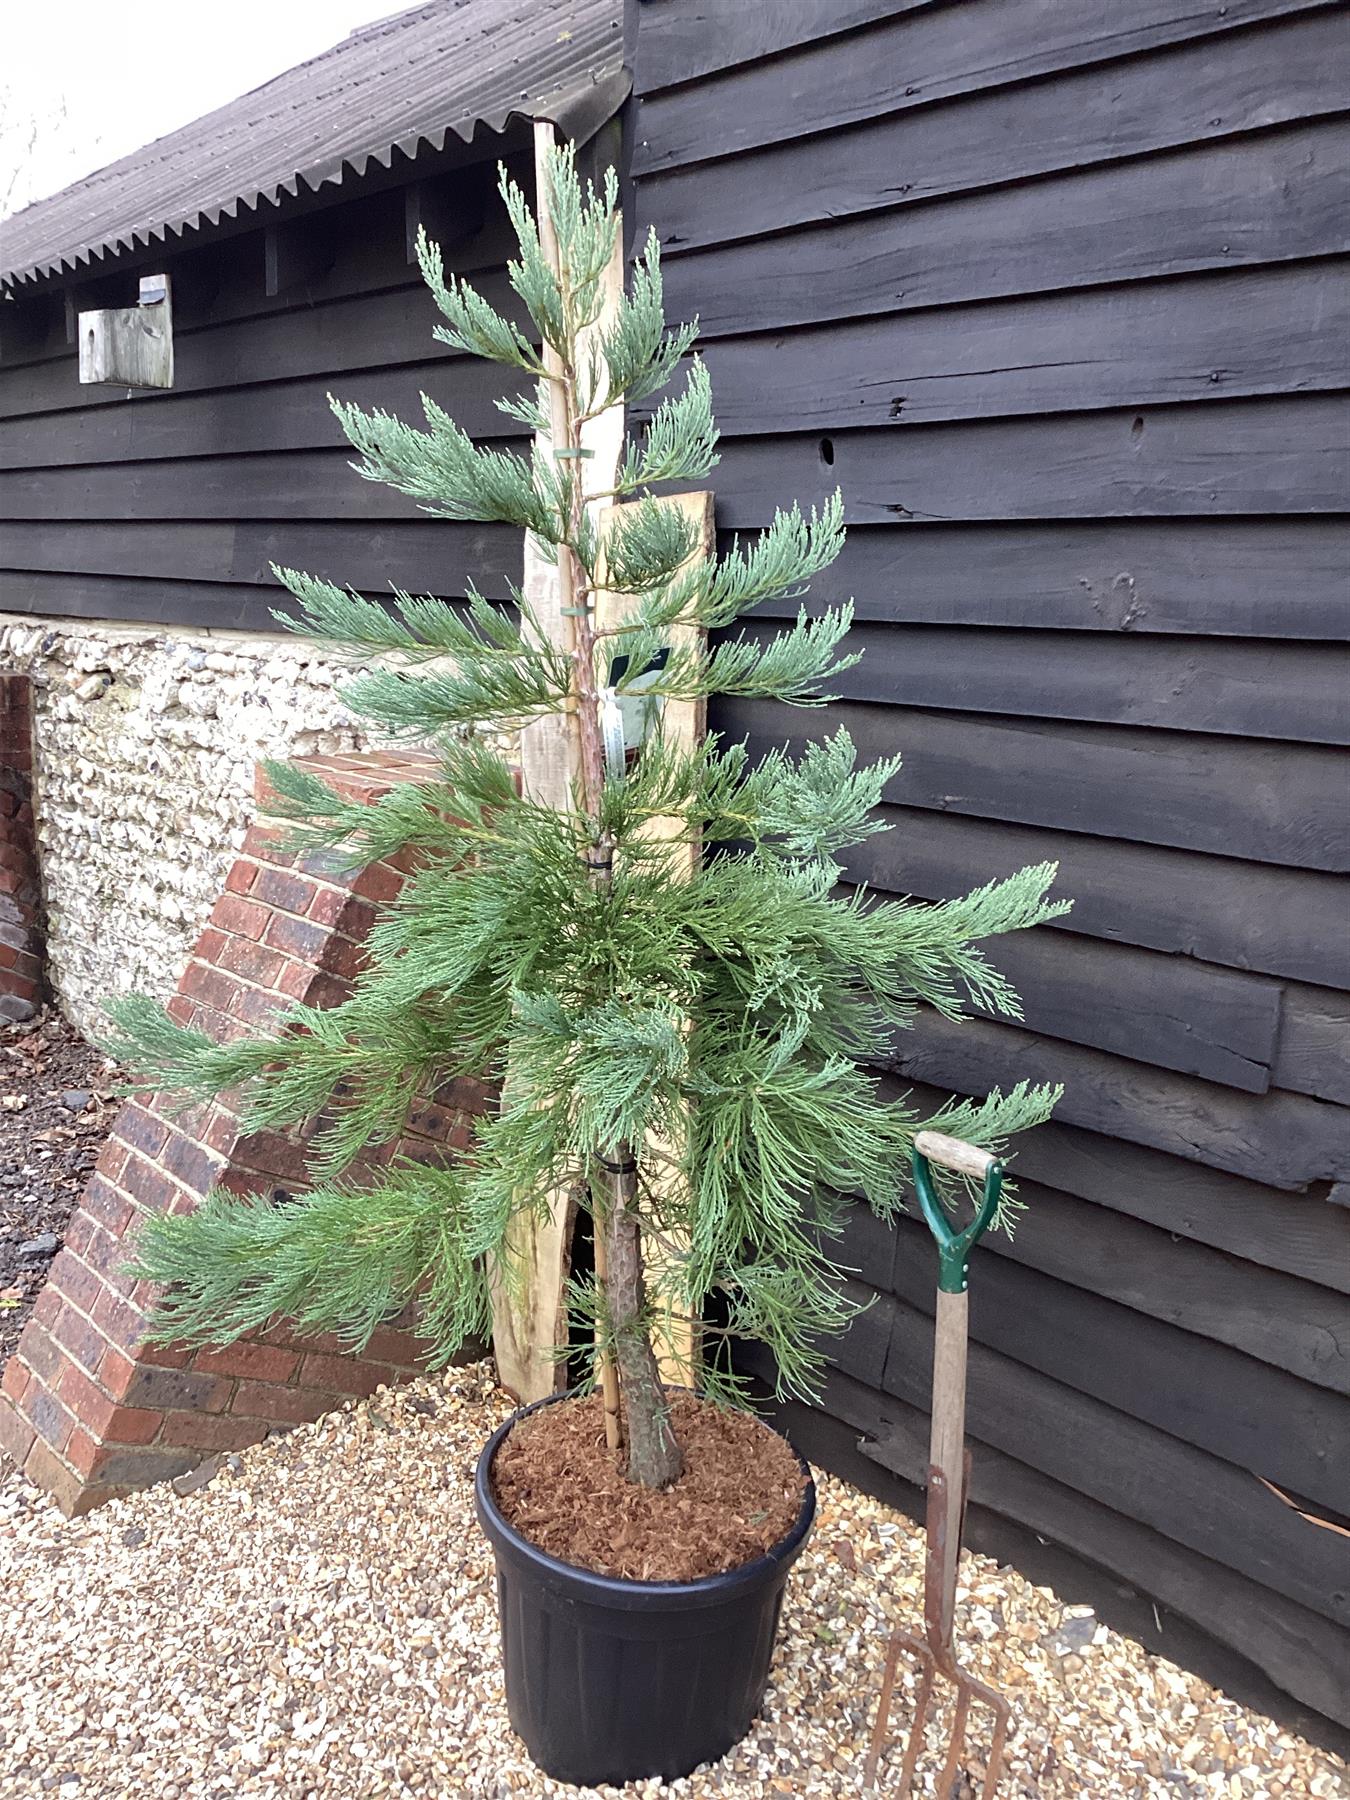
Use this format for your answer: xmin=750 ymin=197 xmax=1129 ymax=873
xmin=78 ymin=274 xmax=174 ymax=388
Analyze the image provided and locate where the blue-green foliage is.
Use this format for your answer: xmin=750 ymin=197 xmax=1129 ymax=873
xmin=107 ymin=146 xmax=1069 ymax=1401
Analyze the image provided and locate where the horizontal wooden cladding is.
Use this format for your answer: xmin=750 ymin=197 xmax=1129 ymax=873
xmin=0 ymin=570 xmax=311 ymax=633
xmin=0 ymin=519 xmax=520 ymax=598
xmin=880 ymin=1011 xmax=1350 ymax=1190
xmin=883 ymin=1224 xmax=1349 ymax=1491
xmin=848 ymin=807 xmax=1350 ymax=990
xmin=717 ymin=699 xmax=1350 ymax=872
xmin=634 ymin=0 xmax=1333 ymax=168
xmin=634 ymin=5 xmax=1345 ymax=239
xmin=7 ymin=398 xmax=1344 ymax=526
xmin=971 ymin=928 xmax=1279 ymax=1095
xmin=941 ymin=1184 xmax=1350 ymax=1406
xmin=942 ymin=1096 xmax=1350 ymax=1298
xmin=752 ymin=519 xmax=1350 ymax=639
xmin=759 ymin=622 xmax=1350 ymax=744
xmin=656 ymin=120 xmax=1350 ymax=336
xmin=792 ymin=1373 xmax=1350 ymax=1726
xmin=700 ymin=398 xmax=1350 ymax=526
xmin=0 ymin=357 xmax=524 ymax=469
xmin=875 ymin=1292 xmax=1350 ymax=1628
xmin=0 ymin=270 xmax=521 ymax=423
xmin=633 ymin=0 xmax=923 ymax=93
xmin=679 ymin=261 xmax=1349 ymax=431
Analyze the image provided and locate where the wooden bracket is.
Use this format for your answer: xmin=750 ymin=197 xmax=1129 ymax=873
xmin=78 ymin=274 xmax=173 ymax=389
xmin=264 ymin=216 xmax=337 ymax=298
xmin=405 ymin=175 xmax=487 ymax=264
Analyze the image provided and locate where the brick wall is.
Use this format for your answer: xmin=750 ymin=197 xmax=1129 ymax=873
xmin=0 ymin=673 xmax=44 ymax=1021
xmin=0 ymin=749 xmax=494 ymax=1514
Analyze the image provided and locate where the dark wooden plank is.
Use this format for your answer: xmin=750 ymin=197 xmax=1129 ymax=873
xmin=968 ymin=927 xmax=1282 ymax=1094
xmin=0 ymin=570 xmax=310 ymax=632
xmin=0 ymin=358 xmax=524 ymax=469
xmin=966 ymin=1178 xmax=1350 ymax=1399
xmin=891 ymin=1210 xmax=1350 ymax=1454
xmin=879 ymin=1011 xmax=1350 ymax=1190
xmin=935 ymin=1098 xmax=1350 ymax=1297
xmin=753 ymin=622 xmax=1350 ymax=745
xmin=658 ymin=120 xmax=1350 ymax=336
xmin=0 ymin=518 xmax=520 ymax=599
xmin=1275 ymin=985 xmax=1350 ymax=1105
xmin=840 ymin=1379 xmax=1350 ymax=1728
xmin=7 ymin=398 xmax=1345 ymax=526
xmin=880 ymin=1294 xmax=1350 ymax=1626
xmin=848 ymin=807 xmax=1350 ymax=990
xmin=634 ymin=0 xmax=1331 ymax=170
xmin=715 ymin=700 xmax=1350 ymax=872
xmin=754 ymin=519 xmax=1350 ymax=640
xmin=0 ymin=268 xmax=524 ymax=422
xmin=678 ymin=262 xmax=1350 ymax=432
xmin=698 ymin=397 xmax=1350 ymax=526
xmin=635 ymin=5 xmax=1345 ymax=235
xmin=849 ymin=896 xmax=1283 ymax=1091
xmin=633 ymin=0 xmax=926 ymax=93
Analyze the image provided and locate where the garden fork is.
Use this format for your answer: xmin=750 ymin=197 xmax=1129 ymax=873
xmin=864 ymin=1130 xmax=1012 ymax=1799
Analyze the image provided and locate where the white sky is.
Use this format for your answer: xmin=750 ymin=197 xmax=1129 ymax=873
xmin=0 ymin=0 xmax=404 ymax=218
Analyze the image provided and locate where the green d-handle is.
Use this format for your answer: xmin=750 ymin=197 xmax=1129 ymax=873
xmin=912 ymin=1129 xmax=1005 ymax=1295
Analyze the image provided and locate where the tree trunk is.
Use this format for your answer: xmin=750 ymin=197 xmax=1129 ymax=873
xmin=601 ymin=1148 xmax=685 ymax=1489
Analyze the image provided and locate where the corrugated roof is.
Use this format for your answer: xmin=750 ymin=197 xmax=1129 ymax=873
xmin=0 ymin=0 xmax=626 ymax=290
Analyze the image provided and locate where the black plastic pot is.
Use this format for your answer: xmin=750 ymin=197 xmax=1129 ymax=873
xmin=474 ymin=1392 xmax=816 ymax=1787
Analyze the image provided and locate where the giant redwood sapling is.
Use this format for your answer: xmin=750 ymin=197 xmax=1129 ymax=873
xmin=106 ymin=144 xmax=1070 ymax=1491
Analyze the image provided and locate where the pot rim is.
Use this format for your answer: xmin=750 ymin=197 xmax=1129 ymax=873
xmin=475 ymin=1387 xmax=817 ymax=1607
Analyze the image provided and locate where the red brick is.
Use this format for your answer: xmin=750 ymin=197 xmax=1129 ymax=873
xmin=215 ymin=935 xmax=285 ymax=987
xmin=56 ymin=1365 xmax=120 ymax=1438
xmin=191 ymin=1342 xmax=299 ymax=1382
xmin=252 ymin=865 xmax=318 ymax=915
xmin=50 ymin=1252 xmax=104 ymax=1317
xmin=297 ymin=1353 xmax=389 ymax=1398
xmin=180 ymin=962 xmax=244 ymax=1015
xmin=1 ymin=1357 xmax=31 ymax=1405
xmin=209 ymin=893 xmax=270 ymax=940
xmin=161 ymin=1132 xmax=222 ymax=1196
xmin=194 ymin=926 xmax=229 ymax=965
xmin=320 ymin=934 xmax=368 ymax=982
xmin=350 ymin=862 xmax=406 ymax=905
xmin=229 ymin=983 xmax=288 ymax=1028
xmin=22 ymin=1381 xmax=76 ymax=1453
xmin=225 ymin=859 xmax=261 ymax=896
xmin=0 ymin=1401 xmax=38 ymax=1473
xmin=23 ymin=1438 xmax=95 ymax=1517
xmin=163 ymin=1411 xmax=266 ymax=1453
xmin=94 ymin=1138 xmax=131 ymax=1183
xmin=79 ymin=1175 xmax=134 ymax=1239
xmin=231 ymin=1381 xmax=341 ymax=1425
xmin=50 ymin=1303 xmax=110 ymax=1378
xmin=262 ymin=912 xmax=329 ymax=961
xmin=17 ymin=1323 xmax=64 ymax=1388
xmin=306 ymin=883 xmax=354 ymax=926
xmin=114 ymin=1104 xmax=170 ymax=1160
xmin=31 ymin=1283 xmax=64 ymax=1328
xmin=91 ymin=1288 xmax=155 ymax=1357
xmin=122 ymin=1364 xmax=233 ymax=1413
xmin=362 ymin=1325 xmax=428 ymax=1367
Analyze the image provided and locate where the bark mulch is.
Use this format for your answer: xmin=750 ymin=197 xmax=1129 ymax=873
xmin=0 ymin=1008 xmax=118 ymax=1369
xmin=491 ymin=1389 xmax=807 ymax=1581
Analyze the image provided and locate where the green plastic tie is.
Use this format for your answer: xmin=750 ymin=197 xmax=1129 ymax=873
xmin=912 ymin=1146 xmax=1004 ymax=1294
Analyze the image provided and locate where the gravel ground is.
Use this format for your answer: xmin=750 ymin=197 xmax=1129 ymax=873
xmin=1 ymin=1363 xmax=1344 ymax=1800
xmin=0 ymin=1009 xmax=116 ymax=1365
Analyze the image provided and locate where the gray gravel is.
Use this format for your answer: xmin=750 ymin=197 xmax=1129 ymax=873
xmin=0 ymin=1362 xmax=1344 ymax=1798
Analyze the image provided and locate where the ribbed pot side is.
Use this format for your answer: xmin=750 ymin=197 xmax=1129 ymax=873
xmin=474 ymin=1396 xmax=817 ymax=1787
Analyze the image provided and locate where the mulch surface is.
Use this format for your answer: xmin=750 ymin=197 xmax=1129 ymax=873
xmin=491 ymin=1388 xmax=808 ymax=1582
xmin=0 ymin=1008 xmax=118 ymax=1367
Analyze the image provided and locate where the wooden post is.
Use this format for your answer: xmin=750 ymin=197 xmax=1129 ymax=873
xmin=78 ymin=275 xmax=173 ymax=389
xmin=487 ymin=122 xmax=627 ymax=1405
xmin=594 ymin=489 xmax=715 ymax=1388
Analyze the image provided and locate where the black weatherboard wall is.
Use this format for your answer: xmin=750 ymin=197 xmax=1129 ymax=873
xmin=0 ymin=157 xmax=534 ymax=631
xmin=630 ymin=0 xmax=1350 ymax=1730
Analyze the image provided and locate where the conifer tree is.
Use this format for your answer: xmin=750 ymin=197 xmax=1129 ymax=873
xmin=106 ymin=146 xmax=1069 ymax=1490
